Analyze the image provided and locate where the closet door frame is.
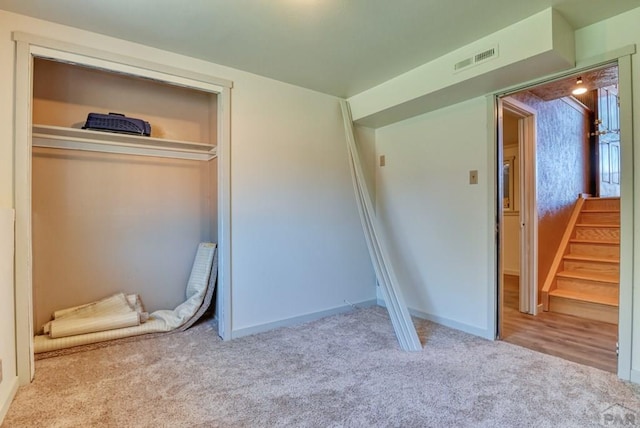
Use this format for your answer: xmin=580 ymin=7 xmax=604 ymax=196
xmin=13 ymin=32 xmax=233 ymax=384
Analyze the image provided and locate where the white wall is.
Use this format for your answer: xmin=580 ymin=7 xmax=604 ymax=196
xmin=0 ymin=10 xmax=375 ymax=415
xmin=375 ymin=97 xmax=493 ymax=337
xmin=367 ymin=5 xmax=640 ymax=374
xmin=354 ymin=126 xmax=378 ymax=205
xmin=574 ymin=6 xmax=640 ymax=381
xmin=230 ymin=77 xmax=375 ymax=332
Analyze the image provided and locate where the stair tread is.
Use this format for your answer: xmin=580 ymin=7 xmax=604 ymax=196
xmin=575 ymin=223 xmax=620 ymax=228
xmin=585 ymin=197 xmax=620 ymax=200
xmin=549 ymin=288 xmax=618 ymax=307
xmin=557 ymin=270 xmax=618 ymax=283
xmin=581 ymin=209 xmax=620 ymax=212
xmin=570 ymin=238 xmax=619 ymax=245
xmin=563 ymin=254 xmax=620 ymax=263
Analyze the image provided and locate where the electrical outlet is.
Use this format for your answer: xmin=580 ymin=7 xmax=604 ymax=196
xmin=379 ymin=155 xmax=386 ymax=167
xmin=469 ymin=170 xmax=478 ymax=184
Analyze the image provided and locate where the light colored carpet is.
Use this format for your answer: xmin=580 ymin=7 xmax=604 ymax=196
xmin=3 ymin=306 xmax=640 ymax=427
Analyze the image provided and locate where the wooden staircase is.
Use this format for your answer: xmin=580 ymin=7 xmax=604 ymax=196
xmin=542 ymin=196 xmax=619 ymax=324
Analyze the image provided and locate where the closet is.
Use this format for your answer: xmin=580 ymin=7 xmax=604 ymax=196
xmin=30 ymin=59 xmax=220 ymax=339
xmin=14 ymin=33 xmax=231 ymax=382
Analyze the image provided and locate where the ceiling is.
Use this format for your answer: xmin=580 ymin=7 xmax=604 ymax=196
xmin=1 ymin=0 xmax=638 ymax=97
xmin=529 ymin=65 xmax=618 ymax=101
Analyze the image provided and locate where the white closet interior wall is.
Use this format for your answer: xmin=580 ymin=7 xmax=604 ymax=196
xmin=31 ymin=59 xmax=218 ymax=333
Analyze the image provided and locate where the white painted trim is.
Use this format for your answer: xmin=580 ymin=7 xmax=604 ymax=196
xmin=503 ymin=155 xmax=516 ymax=212
xmin=231 ymin=300 xmax=378 ymax=339
xmin=32 ymin=128 xmax=217 ymax=161
xmin=11 ymin=32 xmax=232 ymax=89
xmin=14 ymin=40 xmax=34 ymax=385
xmin=617 ymin=54 xmax=633 ymax=381
xmin=486 ymin=95 xmax=499 ymax=340
xmin=575 ymin=45 xmax=636 ymax=69
xmin=31 ymin=46 xmax=225 ymax=95
xmin=0 ymin=377 xmax=19 ymax=424
xmin=217 ymin=86 xmax=232 ymax=340
xmin=630 ymin=369 xmax=640 ymax=385
xmin=502 ymin=97 xmax=538 ymax=316
xmin=340 ymin=100 xmax=422 ymax=351
xmin=412 ymin=310 xmax=494 ymax=340
xmin=410 ymin=307 xmax=494 ymax=340
xmin=561 ymin=97 xmax=590 ymax=115
xmin=523 ymin=105 xmax=538 ymax=316
xmin=377 ymin=299 xmax=494 ymax=340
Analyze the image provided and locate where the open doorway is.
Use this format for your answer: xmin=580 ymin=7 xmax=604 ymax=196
xmin=500 ymin=99 xmax=537 ymax=317
xmin=498 ymin=64 xmax=621 ymax=373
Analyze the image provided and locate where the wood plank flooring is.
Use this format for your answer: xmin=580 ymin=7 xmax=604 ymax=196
xmin=501 ymin=275 xmax=618 ymax=373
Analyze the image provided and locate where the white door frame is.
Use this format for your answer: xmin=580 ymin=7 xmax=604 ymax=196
xmin=492 ymin=50 xmax=634 ymax=380
xmin=12 ymin=33 xmax=233 ymax=384
xmin=500 ymin=97 xmax=538 ymax=315
xmin=616 ymin=54 xmax=633 ymax=381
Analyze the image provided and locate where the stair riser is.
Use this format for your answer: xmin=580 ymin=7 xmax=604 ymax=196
xmin=583 ymin=199 xmax=620 ymax=211
xmin=569 ymin=243 xmax=619 ymax=258
xmin=574 ymin=228 xmax=620 ymax=241
xmin=549 ymin=296 xmax=618 ymax=324
xmin=556 ymin=277 xmax=618 ymax=298
xmin=563 ymin=260 xmax=619 ymax=275
xmin=579 ymin=212 xmax=620 ymax=224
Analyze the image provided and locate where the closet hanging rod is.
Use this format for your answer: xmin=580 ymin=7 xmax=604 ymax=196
xmin=32 ymin=124 xmax=216 ymax=161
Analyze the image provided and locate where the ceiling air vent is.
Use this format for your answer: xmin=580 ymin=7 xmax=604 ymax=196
xmin=454 ymin=45 xmax=499 ymax=73
xmin=454 ymin=57 xmax=474 ymax=71
xmin=475 ymin=47 xmax=496 ymax=63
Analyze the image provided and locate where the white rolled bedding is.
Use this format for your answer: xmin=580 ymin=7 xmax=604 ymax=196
xmin=34 ymin=242 xmax=217 ymax=353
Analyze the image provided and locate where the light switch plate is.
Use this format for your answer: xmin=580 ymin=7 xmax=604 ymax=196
xmin=469 ymin=170 xmax=478 ymax=184
xmin=379 ymin=155 xmax=386 ymax=167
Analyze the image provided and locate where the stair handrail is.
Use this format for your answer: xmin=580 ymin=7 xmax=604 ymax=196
xmin=541 ymin=195 xmax=586 ymax=310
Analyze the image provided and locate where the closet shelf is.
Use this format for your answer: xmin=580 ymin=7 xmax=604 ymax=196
xmin=32 ymin=125 xmax=217 ymax=161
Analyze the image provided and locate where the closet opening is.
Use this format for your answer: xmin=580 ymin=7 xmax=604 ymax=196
xmin=14 ymin=33 xmax=232 ymax=383
xmin=31 ymin=57 xmax=217 ymax=352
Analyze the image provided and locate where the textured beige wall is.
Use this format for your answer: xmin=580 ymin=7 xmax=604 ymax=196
xmin=31 ymin=148 xmax=216 ymax=332
xmin=510 ymin=92 xmax=590 ymax=296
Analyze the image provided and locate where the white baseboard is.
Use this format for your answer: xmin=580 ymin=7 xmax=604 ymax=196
xmin=231 ymin=299 xmax=378 ymax=339
xmin=377 ymin=299 xmax=494 ymax=340
xmin=0 ymin=376 xmax=19 ymax=425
